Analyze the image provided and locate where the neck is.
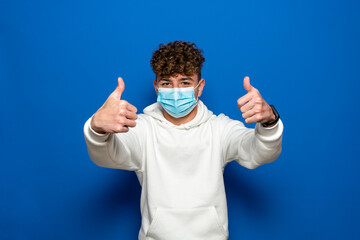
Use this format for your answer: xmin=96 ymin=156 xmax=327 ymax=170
xmin=162 ymin=106 xmax=198 ymax=126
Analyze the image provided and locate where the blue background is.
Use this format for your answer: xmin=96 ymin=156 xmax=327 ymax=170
xmin=1 ymin=0 xmax=360 ymax=239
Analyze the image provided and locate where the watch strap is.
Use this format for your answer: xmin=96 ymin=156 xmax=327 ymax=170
xmin=261 ymin=105 xmax=280 ymax=127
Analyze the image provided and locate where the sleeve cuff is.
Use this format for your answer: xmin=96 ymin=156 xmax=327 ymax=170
xmin=84 ymin=116 xmax=111 ymax=142
xmin=255 ymin=118 xmax=284 ymax=142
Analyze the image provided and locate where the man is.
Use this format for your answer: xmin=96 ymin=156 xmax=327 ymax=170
xmin=84 ymin=40 xmax=283 ymax=240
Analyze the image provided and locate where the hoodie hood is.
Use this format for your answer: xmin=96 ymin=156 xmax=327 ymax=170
xmin=143 ymin=100 xmax=214 ymax=130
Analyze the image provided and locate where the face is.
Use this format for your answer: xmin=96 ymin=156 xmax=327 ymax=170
xmin=153 ymin=73 xmax=205 ymax=99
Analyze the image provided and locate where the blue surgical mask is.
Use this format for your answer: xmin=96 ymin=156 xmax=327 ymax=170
xmin=157 ymin=81 xmax=201 ymax=118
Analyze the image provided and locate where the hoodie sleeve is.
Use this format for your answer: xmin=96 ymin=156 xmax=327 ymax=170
xmin=219 ymin=114 xmax=283 ymax=169
xmin=83 ymin=115 xmax=145 ymax=172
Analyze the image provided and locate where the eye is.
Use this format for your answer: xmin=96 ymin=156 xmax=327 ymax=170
xmin=161 ymin=82 xmax=170 ymax=86
xmin=182 ymin=82 xmax=191 ymax=86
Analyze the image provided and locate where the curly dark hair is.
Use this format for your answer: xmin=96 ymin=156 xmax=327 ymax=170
xmin=150 ymin=40 xmax=205 ymax=80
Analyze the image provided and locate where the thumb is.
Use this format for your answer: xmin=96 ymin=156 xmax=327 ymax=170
xmin=109 ymin=77 xmax=125 ymax=100
xmin=243 ymin=76 xmax=254 ymax=92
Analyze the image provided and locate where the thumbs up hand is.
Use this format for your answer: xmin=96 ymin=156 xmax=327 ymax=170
xmin=237 ymin=76 xmax=276 ymax=126
xmin=91 ymin=77 xmax=138 ymax=134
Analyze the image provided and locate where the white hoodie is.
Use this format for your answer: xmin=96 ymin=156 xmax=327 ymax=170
xmin=83 ymin=100 xmax=283 ymax=240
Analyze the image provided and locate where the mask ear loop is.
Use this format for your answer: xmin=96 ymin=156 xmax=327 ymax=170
xmin=194 ymin=79 xmax=202 ymax=102
xmin=194 ymin=80 xmax=202 ymax=90
xmin=155 ymin=80 xmax=160 ymax=91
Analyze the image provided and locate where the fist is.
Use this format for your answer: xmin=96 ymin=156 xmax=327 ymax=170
xmin=237 ymin=76 xmax=275 ymax=125
xmin=91 ymin=77 xmax=138 ymax=134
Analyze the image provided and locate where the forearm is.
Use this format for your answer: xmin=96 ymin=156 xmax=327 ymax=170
xmin=250 ymin=119 xmax=283 ymax=167
xmin=83 ymin=117 xmax=138 ymax=170
xmin=232 ymin=119 xmax=283 ymax=169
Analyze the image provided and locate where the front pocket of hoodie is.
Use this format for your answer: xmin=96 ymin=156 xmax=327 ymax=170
xmin=146 ymin=206 xmax=227 ymax=240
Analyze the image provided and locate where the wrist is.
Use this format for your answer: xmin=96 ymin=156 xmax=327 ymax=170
xmin=261 ymin=105 xmax=280 ymax=128
xmin=90 ymin=116 xmax=106 ymax=134
xmin=268 ymin=112 xmax=276 ymax=122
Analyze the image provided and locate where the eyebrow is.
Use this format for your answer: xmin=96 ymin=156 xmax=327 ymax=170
xmin=158 ymin=77 xmax=194 ymax=81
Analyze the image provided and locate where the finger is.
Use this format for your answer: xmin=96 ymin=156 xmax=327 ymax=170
xmin=115 ymin=126 xmax=129 ymax=133
xmin=118 ymin=108 xmax=137 ymax=119
xmin=240 ymin=97 xmax=257 ymax=113
xmin=245 ymin=113 xmax=263 ymax=124
xmin=126 ymin=103 xmax=138 ymax=113
xmin=124 ymin=110 xmax=138 ymax=121
xmin=108 ymin=77 xmax=125 ymax=100
xmin=117 ymin=77 xmax=125 ymax=99
xmin=242 ymin=107 xmax=257 ymax=119
xmin=237 ymin=92 xmax=253 ymax=107
xmin=243 ymin=76 xmax=255 ymax=92
xmin=123 ymin=118 xmax=137 ymax=128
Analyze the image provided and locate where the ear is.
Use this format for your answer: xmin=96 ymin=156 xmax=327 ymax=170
xmin=153 ymin=79 xmax=158 ymax=95
xmin=197 ymin=78 xmax=205 ymax=97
